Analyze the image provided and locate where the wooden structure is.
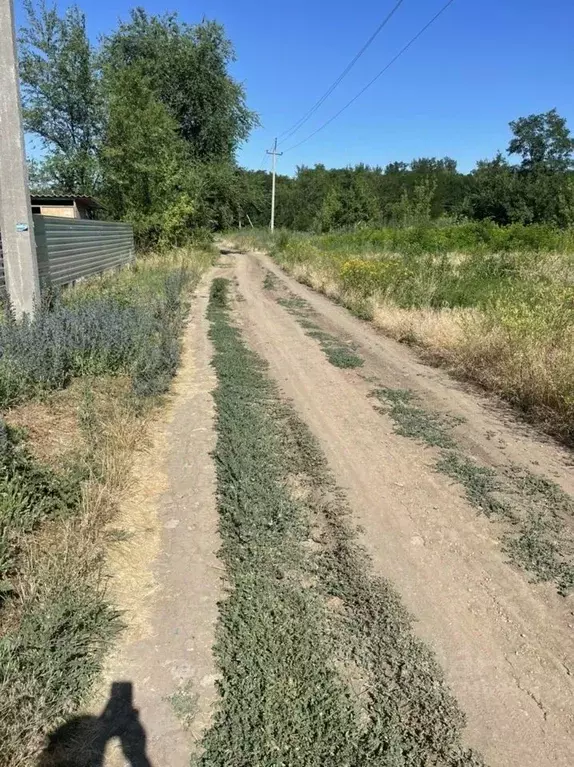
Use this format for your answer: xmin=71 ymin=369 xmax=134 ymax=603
xmin=30 ymin=195 xmax=101 ymax=220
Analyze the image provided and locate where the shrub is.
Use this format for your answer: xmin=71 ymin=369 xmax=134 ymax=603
xmin=0 ymin=267 xmax=191 ymax=408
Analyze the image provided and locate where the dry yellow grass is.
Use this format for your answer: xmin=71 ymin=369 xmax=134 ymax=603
xmin=276 ymin=254 xmax=574 ymax=444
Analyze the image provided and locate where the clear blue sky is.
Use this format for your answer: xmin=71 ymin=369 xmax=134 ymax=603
xmin=16 ymin=0 xmax=574 ymax=176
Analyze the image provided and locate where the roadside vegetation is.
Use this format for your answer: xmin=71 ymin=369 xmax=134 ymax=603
xmin=201 ymin=277 xmax=482 ymax=766
xmin=0 ymin=248 xmax=213 ymax=766
xmin=236 ymin=225 xmax=574 ymax=446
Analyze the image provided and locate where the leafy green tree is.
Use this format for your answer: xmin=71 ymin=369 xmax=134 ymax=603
xmin=99 ymin=65 xmax=188 ymax=245
xmin=19 ymin=0 xmax=102 ymax=192
xmin=466 ymin=154 xmax=526 ymax=224
xmin=508 ymin=109 xmax=574 ymax=172
xmin=101 ymin=9 xmax=258 ymax=162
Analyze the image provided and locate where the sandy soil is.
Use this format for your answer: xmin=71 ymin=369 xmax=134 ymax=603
xmin=229 ymin=247 xmax=574 ymax=767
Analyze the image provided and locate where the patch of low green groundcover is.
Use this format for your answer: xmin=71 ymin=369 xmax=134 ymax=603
xmin=277 ymin=292 xmax=364 ymax=370
xmin=374 ymin=386 xmax=574 ymax=595
xmin=0 ymin=420 xmax=81 ymax=588
xmin=371 ymin=387 xmax=458 ymax=449
xmin=200 ymin=277 xmax=481 ymax=766
xmin=169 ymin=680 xmax=199 ymax=730
xmin=263 ymin=270 xmax=277 ymax=290
xmin=0 ymin=571 xmax=119 ymax=766
xmin=0 ymin=417 xmax=120 ymax=764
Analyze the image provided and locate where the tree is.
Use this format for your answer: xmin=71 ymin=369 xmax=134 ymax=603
xmin=508 ymin=109 xmax=574 ymax=172
xmin=101 ymin=9 xmax=258 ymax=163
xmin=19 ymin=0 xmax=102 ymax=192
xmin=465 ymin=153 xmax=529 ymax=225
xmin=99 ymin=65 xmax=188 ymax=245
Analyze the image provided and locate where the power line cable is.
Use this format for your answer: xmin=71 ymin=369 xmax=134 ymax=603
xmin=283 ymin=0 xmax=457 ymax=154
xmin=277 ymin=0 xmax=406 ymax=146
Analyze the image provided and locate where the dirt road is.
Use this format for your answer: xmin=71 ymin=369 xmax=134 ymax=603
xmin=101 ymin=247 xmax=574 ymax=767
xmin=226 ymin=246 xmax=574 ymax=767
xmin=95 ymin=272 xmax=221 ymax=767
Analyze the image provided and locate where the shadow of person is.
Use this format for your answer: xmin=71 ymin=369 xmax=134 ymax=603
xmin=38 ymin=681 xmax=153 ymax=767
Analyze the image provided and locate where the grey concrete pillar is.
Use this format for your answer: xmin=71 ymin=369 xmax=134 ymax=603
xmin=0 ymin=0 xmax=41 ymax=318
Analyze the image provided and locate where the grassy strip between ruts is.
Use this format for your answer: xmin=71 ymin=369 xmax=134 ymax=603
xmin=0 ymin=248 xmax=213 ymax=767
xmin=271 ymin=281 xmax=363 ymax=369
xmin=199 ymin=276 xmax=482 ymax=766
xmin=372 ymin=388 xmax=574 ymax=596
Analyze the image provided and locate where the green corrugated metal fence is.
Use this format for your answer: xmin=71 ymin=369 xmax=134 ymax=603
xmin=33 ymin=216 xmax=135 ymax=286
xmin=0 ymin=216 xmax=134 ymax=292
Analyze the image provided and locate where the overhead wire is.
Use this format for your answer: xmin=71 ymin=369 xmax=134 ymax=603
xmin=283 ymin=0 xmax=457 ymax=154
xmin=257 ymin=151 xmax=269 ymax=171
xmin=277 ymin=0 xmax=406 ymax=146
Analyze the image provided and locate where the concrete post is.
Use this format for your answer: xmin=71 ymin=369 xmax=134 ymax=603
xmin=0 ymin=0 xmax=41 ymax=318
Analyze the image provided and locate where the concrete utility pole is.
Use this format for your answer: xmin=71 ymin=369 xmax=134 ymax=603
xmin=267 ymin=138 xmax=283 ymax=232
xmin=0 ymin=0 xmax=40 ymax=318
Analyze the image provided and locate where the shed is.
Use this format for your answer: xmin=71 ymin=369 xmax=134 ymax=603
xmin=30 ymin=195 xmax=101 ymax=220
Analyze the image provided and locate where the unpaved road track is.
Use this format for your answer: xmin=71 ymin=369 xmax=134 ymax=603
xmin=96 ymin=272 xmax=220 ymax=767
xmin=227 ymin=246 xmax=574 ymax=767
xmin=102 ymin=249 xmax=574 ymax=767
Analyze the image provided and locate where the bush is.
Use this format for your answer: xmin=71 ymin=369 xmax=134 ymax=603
xmin=0 ymin=266 xmax=191 ymax=408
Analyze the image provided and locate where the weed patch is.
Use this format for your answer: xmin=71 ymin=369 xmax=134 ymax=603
xmin=169 ymin=681 xmax=199 ymax=730
xmin=0 ymin=420 xmax=81 ymax=590
xmin=201 ymin=277 xmax=481 ymax=765
xmin=262 ymin=270 xmax=277 ymax=290
xmin=277 ymin=292 xmax=363 ymax=369
xmin=372 ymin=387 xmax=574 ymax=594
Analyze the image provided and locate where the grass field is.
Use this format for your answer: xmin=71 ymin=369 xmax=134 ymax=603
xmin=0 ymin=248 xmax=213 ymax=766
xmin=199 ymin=277 xmax=483 ymax=766
xmin=232 ymin=226 xmax=574 ymax=445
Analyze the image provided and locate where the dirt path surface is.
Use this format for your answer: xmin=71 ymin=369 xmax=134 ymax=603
xmin=228 ymin=246 xmax=574 ymax=767
xmin=96 ymin=272 xmax=221 ymax=767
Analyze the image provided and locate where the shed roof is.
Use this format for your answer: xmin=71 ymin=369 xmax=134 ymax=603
xmin=31 ymin=194 xmax=101 ymax=209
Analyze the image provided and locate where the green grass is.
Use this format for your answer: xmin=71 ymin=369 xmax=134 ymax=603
xmin=371 ymin=386 xmax=574 ymax=595
xmin=277 ymin=292 xmax=364 ymax=370
xmin=372 ymin=388 xmax=458 ymax=449
xmin=169 ymin=681 xmax=199 ymax=730
xmin=199 ymin=277 xmax=482 ymax=766
xmin=0 ymin=415 xmax=121 ymax=765
xmin=263 ymin=270 xmax=277 ymax=290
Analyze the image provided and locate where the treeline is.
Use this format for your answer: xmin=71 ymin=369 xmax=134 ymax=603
xmin=21 ymin=3 xmax=574 ymax=243
xmin=20 ymin=1 xmax=257 ymax=247
xmin=239 ymin=110 xmax=574 ymax=232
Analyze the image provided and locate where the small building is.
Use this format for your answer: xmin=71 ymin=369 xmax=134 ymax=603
xmin=30 ymin=195 xmax=101 ymax=220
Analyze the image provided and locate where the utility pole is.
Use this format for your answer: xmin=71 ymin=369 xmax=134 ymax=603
xmin=267 ymin=138 xmax=283 ymax=233
xmin=0 ymin=0 xmax=40 ymax=318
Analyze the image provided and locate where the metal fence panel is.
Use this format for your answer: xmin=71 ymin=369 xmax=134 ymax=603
xmin=0 ymin=216 xmax=134 ymax=292
xmin=33 ymin=216 xmax=134 ymax=287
